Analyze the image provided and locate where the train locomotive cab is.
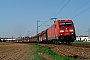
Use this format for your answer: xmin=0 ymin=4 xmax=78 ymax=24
xmin=56 ymin=20 xmax=76 ymax=44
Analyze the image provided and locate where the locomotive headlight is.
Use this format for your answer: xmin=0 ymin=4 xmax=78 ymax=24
xmin=60 ymin=30 xmax=64 ymax=32
xmin=61 ymin=34 xmax=63 ymax=35
xmin=71 ymin=33 xmax=74 ymax=34
xmin=70 ymin=29 xmax=74 ymax=32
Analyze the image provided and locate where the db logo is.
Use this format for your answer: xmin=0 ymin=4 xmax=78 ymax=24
xmin=65 ymin=30 xmax=68 ymax=32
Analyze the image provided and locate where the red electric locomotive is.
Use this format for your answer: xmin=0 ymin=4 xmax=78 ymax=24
xmin=47 ymin=20 xmax=76 ymax=44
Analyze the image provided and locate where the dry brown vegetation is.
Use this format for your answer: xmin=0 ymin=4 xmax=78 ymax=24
xmin=0 ymin=42 xmax=35 ymax=60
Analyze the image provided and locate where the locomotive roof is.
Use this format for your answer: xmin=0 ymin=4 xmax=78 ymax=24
xmin=57 ymin=20 xmax=72 ymax=22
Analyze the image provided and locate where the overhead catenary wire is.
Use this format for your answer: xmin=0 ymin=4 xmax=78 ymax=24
xmin=65 ymin=0 xmax=90 ymax=18
xmin=39 ymin=0 xmax=65 ymax=28
xmin=39 ymin=0 xmax=90 ymax=28
xmin=54 ymin=0 xmax=70 ymax=17
xmin=39 ymin=0 xmax=65 ymax=30
xmin=71 ymin=6 xmax=90 ymax=19
xmin=51 ymin=0 xmax=65 ymax=17
xmin=49 ymin=0 xmax=70 ymax=24
xmin=38 ymin=0 xmax=70 ymax=28
xmin=38 ymin=21 xmax=47 ymax=27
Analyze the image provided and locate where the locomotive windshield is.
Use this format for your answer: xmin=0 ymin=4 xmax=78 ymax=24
xmin=60 ymin=22 xmax=72 ymax=27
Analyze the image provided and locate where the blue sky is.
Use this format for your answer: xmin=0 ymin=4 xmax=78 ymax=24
xmin=0 ymin=0 xmax=90 ymax=38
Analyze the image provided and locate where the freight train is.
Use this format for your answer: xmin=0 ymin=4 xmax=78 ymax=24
xmin=6 ymin=20 xmax=76 ymax=44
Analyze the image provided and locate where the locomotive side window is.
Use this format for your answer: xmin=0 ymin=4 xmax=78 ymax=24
xmin=60 ymin=22 xmax=72 ymax=27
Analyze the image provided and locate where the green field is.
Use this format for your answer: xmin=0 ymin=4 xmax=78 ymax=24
xmin=72 ymin=41 xmax=90 ymax=44
xmin=29 ymin=44 xmax=75 ymax=60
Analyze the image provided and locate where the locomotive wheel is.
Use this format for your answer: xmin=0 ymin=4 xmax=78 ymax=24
xmin=66 ymin=42 xmax=71 ymax=45
xmin=52 ymin=40 xmax=55 ymax=44
xmin=55 ymin=40 xmax=57 ymax=45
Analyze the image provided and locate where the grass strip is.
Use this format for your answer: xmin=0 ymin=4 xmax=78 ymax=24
xmin=29 ymin=50 xmax=44 ymax=60
xmin=72 ymin=41 xmax=90 ymax=44
xmin=29 ymin=44 xmax=75 ymax=60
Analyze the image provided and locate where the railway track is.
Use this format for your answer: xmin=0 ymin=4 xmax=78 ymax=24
xmin=72 ymin=44 xmax=90 ymax=48
xmin=38 ymin=44 xmax=90 ymax=59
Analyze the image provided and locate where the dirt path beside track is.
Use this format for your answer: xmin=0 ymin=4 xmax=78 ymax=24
xmin=0 ymin=42 xmax=35 ymax=60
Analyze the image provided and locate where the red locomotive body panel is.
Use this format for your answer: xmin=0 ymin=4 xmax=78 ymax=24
xmin=47 ymin=25 xmax=56 ymax=40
